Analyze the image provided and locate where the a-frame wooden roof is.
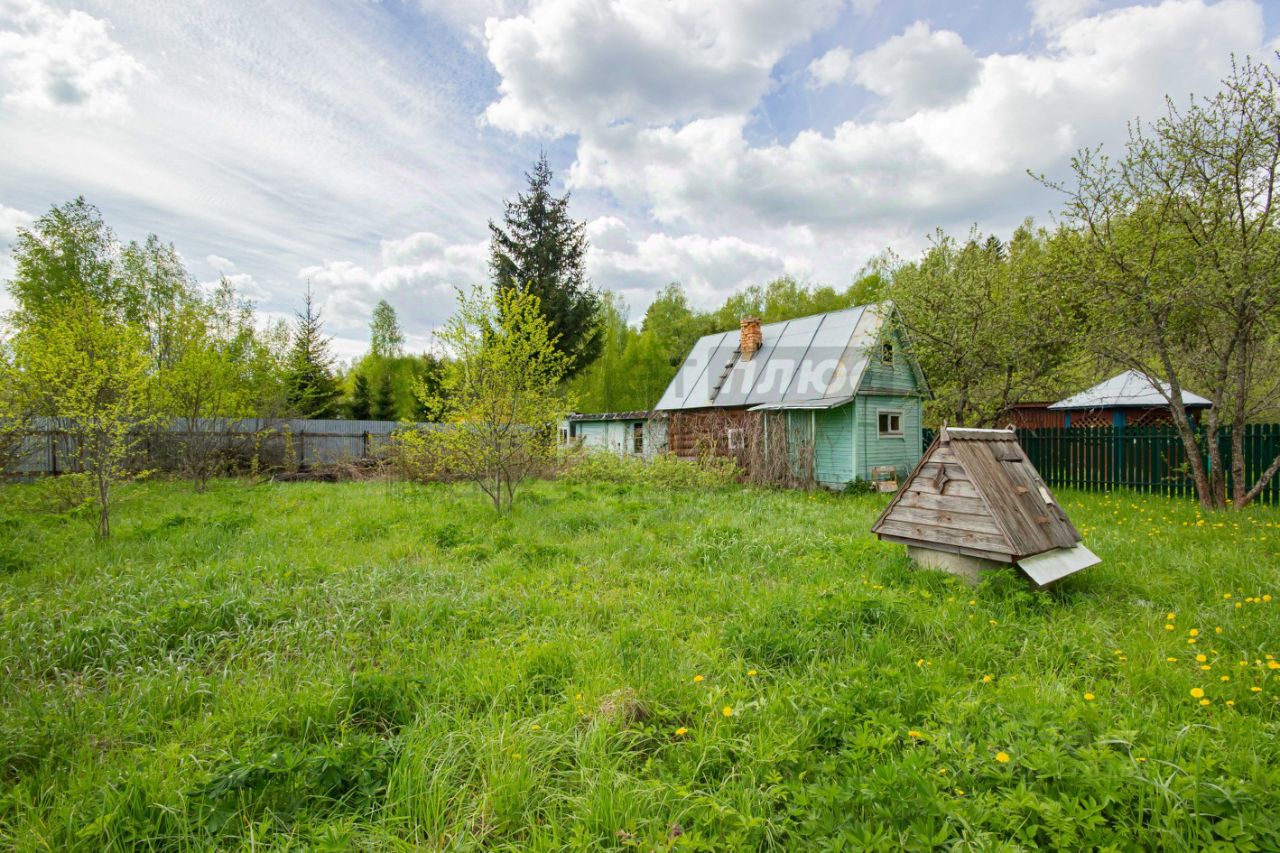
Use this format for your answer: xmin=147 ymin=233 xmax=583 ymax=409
xmin=872 ymin=427 xmax=1080 ymax=562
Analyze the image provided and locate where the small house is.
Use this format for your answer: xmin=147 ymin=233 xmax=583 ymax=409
xmin=1047 ymin=370 xmax=1211 ymax=428
xmin=871 ymin=426 xmax=1099 ymax=586
xmin=561 ymin=411 xmax=667 ymax=459
xmin=653 ymin=303 xmax=928 ymax=488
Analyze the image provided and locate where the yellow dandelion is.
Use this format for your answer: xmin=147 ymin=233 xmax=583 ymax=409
xmin=989 ymin=619 xmax=998 ymax=626
xmin=1269 ymin=661 xmax=1280 ymax=670
xmin=1235 ymin=602 xmax=1242 ymax=609
xmin=1220 ymin=675 xmax=1230 ymax=682
xmin=1224 ymin=593 xmax=1232 ymax=600
xmin=1250 ymin=686 xmax=1262 ymax=693
xmin=530 ymin=724 xmax=541 ymax=731
xmin=675 ymin=727 xmax=689 ymax=736
xmin=1200 ymin=665 xmax=1211 ymax=671
xmin=995 ymin=751 xmax=1011 ymax=764
xmin=747 ymin=669 xmax=758 ymax=677
xmin=1190 ymin=687 xmax=1205 ymax=698
xmin=1167 ymin=657 xmax=1178 ymax=662
xmin=1164 ymin=624 xmax=1175 ymax=631
xmin=982 ymin=674 xmax=993 ymax=684
xmin=693 ymin=675 xmax=704 ymax=683
xmin=1199 ymin=698 xmax=1210 ymax=706
xmin=1196 ymin=654 xmax=1207 ymax=662
xmin=721 ymin=706 xmax=733 ymax=717
xmin=1188 ymin=638 xmax=1197 ymax=645
xmin=908 ymin=730 xmax=923 ymax=739
xmin=1264 ymin=595 xmax=1272 ymax=602
xmin=1226 ymin=700 xmax=1235 ymax=706
xmin=955 ymin=788 xmax=965 ymax=796
xmin=1167 ymin=612 xmax=1176 ymax=620
xmin=937 ymin=767 xmax=947 ymax=775
xmin=1189 ymin=629 xmax=1200 ymax=637
xmin=1215 ymin=627 xmax=1223 ymax=634
xmin=1084 ymin=692 xmax=1095 ymax=701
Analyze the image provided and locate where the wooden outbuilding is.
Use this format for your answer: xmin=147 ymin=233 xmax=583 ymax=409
xmin=871 ymin=426 xmax=1099 ymax=585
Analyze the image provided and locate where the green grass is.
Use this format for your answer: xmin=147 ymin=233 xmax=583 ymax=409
xmin=1 ymin=476 xmax=1278 ymax=850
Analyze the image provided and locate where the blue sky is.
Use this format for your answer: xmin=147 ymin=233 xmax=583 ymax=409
xmin=1 ymin=0 xmax=1277 ymax=358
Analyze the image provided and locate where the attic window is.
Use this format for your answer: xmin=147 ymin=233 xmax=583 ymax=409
xmin=727 ymin=427 xmax=745 ymax=452
xmin=881 ymin=341 xmax=894 ymax=365
xmin=878 ymin=411 xmax=902 ymax=437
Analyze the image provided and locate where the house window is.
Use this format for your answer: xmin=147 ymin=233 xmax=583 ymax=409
xmin=878 ymin=410 xmax=903 ymax=437
xmin=881 ymin=340 xmax=895 ymax=365
xmin=726 ymin=427 xmax=745 ymax=452
xmin=633 ymin=422 xmax=644 ymax=454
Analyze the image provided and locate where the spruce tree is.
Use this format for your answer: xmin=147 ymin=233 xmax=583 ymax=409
xmin=489 ymin=152 xmax=601 ymax=378
xmin=285 ymin=287 xmax=341 ymax=418
xmin=373 ymin=369 xmax=397 ymax=420
xmin=349 ymin=372 xmax=372 ymax=420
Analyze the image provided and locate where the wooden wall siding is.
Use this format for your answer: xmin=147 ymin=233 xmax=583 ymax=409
xmin=859 ymin=328 xmax=917 ymax=394
xmin=812 ymin=403 xmax=854 ymax=486
xmin=666 ymin=409 xmax=756 ymax=459
xmin=856 ymin=394 xmax=924 ymax=481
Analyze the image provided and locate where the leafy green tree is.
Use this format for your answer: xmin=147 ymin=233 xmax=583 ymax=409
xmin=369 ymin=299 xmax=404 ymax=359
xmin=888 ymin=223 xmax=1082 ymax=428
xmin=413 ymin=285 xmax=571 ymax=512
xmin=409 ymin=353 xmax=445 ymax=422
xmin=120 ymin=234 xmax=199 ymax=371
xmin=12 ymin=299 xmax=153 ymax=537
xmin=1043 ymin=55 xmax=1280 ymax=509
xmin=0 ymin=334 xmax=34 ymax=475
xmin=285 ymin=287 xmax=341 ymax=419
xmin=8 ymin=197 xmax=121 ymax=325
xmin=349 ymin=372 xmax=372 ymax=420
xmin=490 ymin=153 xmax=601 ymax=378
xmin=641 ymin=283 xmax=713 ymax=369
xmin=567 ymin=293 xmax=633 ymax=412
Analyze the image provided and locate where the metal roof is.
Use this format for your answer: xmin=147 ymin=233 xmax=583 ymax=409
xmin=654 ymin=304 xmax=887 ymax=411
xmin=1048 ymin=370 xmax=1212 ymax=410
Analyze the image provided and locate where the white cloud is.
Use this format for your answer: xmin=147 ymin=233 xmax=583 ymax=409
xmin=205 ymin=253 xmax=236 ymax=271
xmin=1029 ymin=0 xmax=1101 ymax=34
xmin=585 ymin=215 xmax=808 ymax=312
xmin=483 ymin=0 xmax=845 ymax=135
xmin=0 ymin=0 xmax=144 ymax=116
xmin=807 ymin=46 xmax=854 ymax=87
xmin=850 ymin=22 xmax=979 ymax=116
xmin=297 ymin=231 xmax=488 ymax=350
xmin=559 ymin=0 xmax=1266 ymax=248
xmin=0 ymin=203 xmax=33 ymax=294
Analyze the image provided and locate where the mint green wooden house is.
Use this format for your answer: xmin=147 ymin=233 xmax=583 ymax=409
xmin=654 ymin=303 xmax=928 ymax=489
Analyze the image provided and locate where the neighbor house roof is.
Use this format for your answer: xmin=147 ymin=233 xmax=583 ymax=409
xmin=1049 ymin=370 xmax=1212 ymax=411
xmin=871 ymin=426 xmax=1099 ymax=585
xmin=654 ymin=303 xmax=908 ymax=412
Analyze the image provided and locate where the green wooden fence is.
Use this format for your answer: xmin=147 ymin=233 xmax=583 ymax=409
xmin=921 ymin=424 xmax=1280 ymax=505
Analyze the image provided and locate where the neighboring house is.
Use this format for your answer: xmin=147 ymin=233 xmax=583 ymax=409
xmin=1047 ymin=370 xmax=1212 ymax=428
xmin=653 ymin=303 xmax=928 ymax=488
xmin=561 ymin=411 xmax=667 ymax=459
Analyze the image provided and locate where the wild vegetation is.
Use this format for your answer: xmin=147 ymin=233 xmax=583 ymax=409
xmin=0 ymin=476 xmax=1277 ymax=849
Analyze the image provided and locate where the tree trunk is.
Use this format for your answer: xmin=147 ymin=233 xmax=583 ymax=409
xmin=97 ymin=468 xmax=110 ymax=539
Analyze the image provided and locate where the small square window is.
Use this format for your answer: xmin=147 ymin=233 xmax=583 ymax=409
xmin=881 ymin=341 xmax=894 ymax=365
xmin=726 ymin=427 xmax=745 ymax=452
xmin=878 ymin=411 xmax=902 ymax=436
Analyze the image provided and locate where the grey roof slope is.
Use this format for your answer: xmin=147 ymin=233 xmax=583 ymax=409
xmin=653 ymin=304 xmax=889 ymax=411
xmin=1049 ymin=370 xmax=1212 ymax=410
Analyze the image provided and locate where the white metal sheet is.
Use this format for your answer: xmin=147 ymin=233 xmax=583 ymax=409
xmin=1017 ymin=544 xmax=1101 ymax=586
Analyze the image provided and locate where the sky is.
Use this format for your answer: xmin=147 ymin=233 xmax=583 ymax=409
xmin=1 ymin=0 xmax=1278 ymax=360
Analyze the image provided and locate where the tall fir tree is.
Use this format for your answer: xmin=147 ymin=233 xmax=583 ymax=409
xmin=349 ymin=372 xmax=372 ymax=420
xmin=285 ymin=287 xmax=341 ymax=418
xmin=489 ymin=152 xmax=601 ymax=378
xmin=372 ymin=369 xmax=397 ymax=420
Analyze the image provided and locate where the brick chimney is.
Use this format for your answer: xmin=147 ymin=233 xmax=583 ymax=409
xmin=739 ymin=316 xmax=763 ymax=360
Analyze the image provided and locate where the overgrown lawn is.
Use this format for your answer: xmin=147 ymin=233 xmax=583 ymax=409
xmin=1 ymin=477 xmax=1278 ymax=850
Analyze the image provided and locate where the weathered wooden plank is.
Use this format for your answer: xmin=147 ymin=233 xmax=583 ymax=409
xmin=875 ymin=519 xmax=1010 ymax=553
xmin=887 ymin=505 xmax=1004 ymax=535
xmin=895 ymin=490 xmax=994 ymax=517
xmin=878 ymin=533 xmax=1013 ymax=564
xmin=908 ymin=472 xmax=979 ymax=498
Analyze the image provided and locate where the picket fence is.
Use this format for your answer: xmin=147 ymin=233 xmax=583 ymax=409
xmin=922 ymin=424 xmax=1280 ymax=505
